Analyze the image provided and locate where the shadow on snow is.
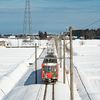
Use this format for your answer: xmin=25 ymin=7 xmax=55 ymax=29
xmin=24 ymin=69 xmax=43 ymax=86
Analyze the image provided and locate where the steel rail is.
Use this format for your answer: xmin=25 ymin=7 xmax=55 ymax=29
xmin=43 ymin=85 xmax=47 ymax=100
xmin=52 ymin=84 xmax=54 ymax=100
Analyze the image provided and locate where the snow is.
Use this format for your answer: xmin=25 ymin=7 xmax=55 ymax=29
xmin=2 ymin=48 xmax=47 ymax=100
xmin=0 ymin=39 xmax=47 ymax=100
xmin=45 ymin=85 xmax=52 ymax=100
xmin=2 ymin=85 xmax=45 ymax=100
xmin=54 ymin=67 xmax=70 ymax=100
xmin=72 ymin=40 xmax=100 ymax=100
xmin=1 ymin=38 xmax=100 ymax=100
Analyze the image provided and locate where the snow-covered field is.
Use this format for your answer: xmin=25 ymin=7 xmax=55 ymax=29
xmin=0 ymin=38 xmax=100 ymax=100
xmin=0 ymin=39 xmax=47 ymax=100
xmin=72 ymin=40 xmax=100 ymax=100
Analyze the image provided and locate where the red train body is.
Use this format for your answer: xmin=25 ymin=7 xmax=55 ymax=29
xmin=41 ymin=54 xmax=59 ymax=83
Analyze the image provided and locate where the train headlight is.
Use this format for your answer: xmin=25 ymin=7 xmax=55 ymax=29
xmin=52 ymin=73 xmax=57 ymax=77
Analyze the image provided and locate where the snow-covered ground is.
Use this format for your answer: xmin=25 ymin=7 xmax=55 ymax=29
xmin=2 ymin=48 xmax=80 ymax=100
xmin=1 ymin=38 xmax=100 ymax=100
xmin=72 ymin=40 xmax=100 ymax=100
xmin=0 ymin=39 xmax=47 ymax=100
xmin=0 ymin=38 xmax=81 ymax=100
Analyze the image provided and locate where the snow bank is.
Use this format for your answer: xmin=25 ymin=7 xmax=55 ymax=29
xmin=0 ymin=48 xmax=44 ymax=99
xmin=0 ymin=50 xmax=43 ymax=99
xmin=0 ymin=39 xmax=48 ymax=99
xmin=2 ymin=85 xmax=45 ymax=100
xmin=0 ymin=61 xmax=29 ymax=99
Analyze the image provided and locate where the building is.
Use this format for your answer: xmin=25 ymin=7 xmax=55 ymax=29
xmin=0 ymin=41 xmax=5 ymax=47
xmin=80 ymin=36 xmax=85 ymax=40
xmin=8 ymin=36 xmax=16 ymax=39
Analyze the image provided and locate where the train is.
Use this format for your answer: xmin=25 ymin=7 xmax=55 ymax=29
xmin=41 ymin=54 xmax=59 ymax=84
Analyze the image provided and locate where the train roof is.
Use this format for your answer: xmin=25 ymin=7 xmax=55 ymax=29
xmin=43 ymin=54 xmax=57 ymax=63
xmin=46 ymin=54 xmax=57 ymax=58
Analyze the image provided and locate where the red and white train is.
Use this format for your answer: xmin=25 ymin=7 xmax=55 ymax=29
xmin=41 ymin=54 xmax=59 ymax=83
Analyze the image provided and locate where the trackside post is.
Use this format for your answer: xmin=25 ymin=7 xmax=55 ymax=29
xmin=69 ymin=26 xmax=74 ymax=100
xmin=60 ymin=33 xmax=62 ymax=68
xmin=63 ymin=32 xmax=65 ymax=84
xmin=35 ymin=43 xmax=37 ymax=84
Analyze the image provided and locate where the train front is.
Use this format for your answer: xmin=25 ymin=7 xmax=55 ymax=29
xmin=41 ymin=55 xmax=58 ymax=83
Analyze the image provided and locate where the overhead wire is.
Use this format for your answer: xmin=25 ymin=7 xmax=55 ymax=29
xmin=0 ymin=0 xmax=25 ymax=8
xmin=7 ymin=0 xmax=25 ymax=8
xmin=73 ymin=19 xmax=100 ymax=31
xmin=82 ymin=19 xmax=100 ymax=29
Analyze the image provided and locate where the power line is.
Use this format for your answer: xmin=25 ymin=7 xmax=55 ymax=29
xmin=83 ymin=19 xmax=100 ymax=29
xmin=72 ymin=19 xmax=100 ymax=31
xmin=7 ymin=0 xmax=24 ymax=7
xmin=0 ymin=0 xmax=24 ymax=8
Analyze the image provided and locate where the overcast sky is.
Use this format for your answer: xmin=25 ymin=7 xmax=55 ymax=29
xmin=0 ymin=0 xmax=100 ymax=34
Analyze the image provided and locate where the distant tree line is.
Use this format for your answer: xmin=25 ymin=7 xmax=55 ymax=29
xmin=0 ymin=34 xmax=28 ymax=39
xmin=39 ymin=31 xmax=47 ymax=39
xmin=72 ymin=28 xmax=100 ymax=39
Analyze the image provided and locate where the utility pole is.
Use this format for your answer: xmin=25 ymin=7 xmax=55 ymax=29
xmin=63 ymin=32 xmax=65 ymax=84
xmin=60 ymin=33 xmax=62 ymax=68
xmin=18 ymin=35 xmax=19 ymax=48
xmin=55 ymin=37 xmax=58 ymax=54
xmin=58 ymin=37 xmax=60 ymax=58
xmin=69 ymin=26 xmax=74 ymax=100
xmin=35 ymin=43 xmax=37 ymax=84
xmin=47 ymin=43 xmax=48 ymax=54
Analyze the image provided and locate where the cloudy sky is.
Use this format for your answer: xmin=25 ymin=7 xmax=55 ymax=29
xmin=0 ymin=0 xmax=100 ymax=34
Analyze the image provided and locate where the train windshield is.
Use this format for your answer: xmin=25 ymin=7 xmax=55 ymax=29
xmin=43 ymin=66 xmax=57 ymax=73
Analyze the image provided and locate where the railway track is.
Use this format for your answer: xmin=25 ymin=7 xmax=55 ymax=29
xmin=43 ymin=84 xmax=55 ymax=100
xmin=52 ymin=84 xmax=54 ymax=100
xmin=35 ymin=84 xmax=55 ymax=100
xmin=43 ymin=85 xmax=47 ymax=100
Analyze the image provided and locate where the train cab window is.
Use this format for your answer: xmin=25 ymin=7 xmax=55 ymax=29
xmin=52 ymin=66 xmax=57 ymax=73
xmin=43 ymin=66 xmax=57 ymax=73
